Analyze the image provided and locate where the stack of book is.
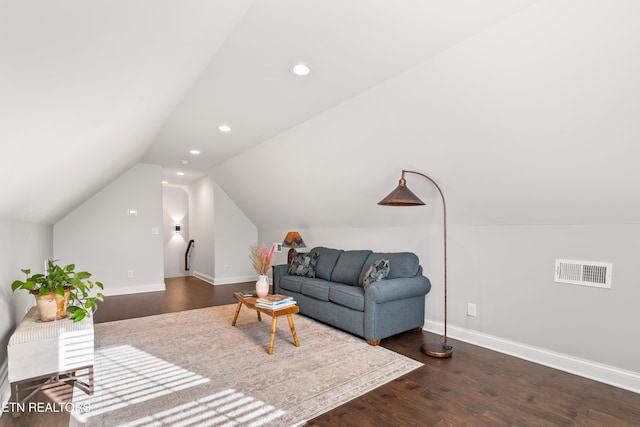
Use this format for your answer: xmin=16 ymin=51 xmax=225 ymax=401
xmin=255 ymin=294 xmax=297 ymax=309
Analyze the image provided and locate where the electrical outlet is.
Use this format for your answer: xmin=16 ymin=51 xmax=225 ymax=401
xmin=467 ymin=303 xmax=477 ymax=317
xmin=128 ymin=270 xmax=134 ymax=278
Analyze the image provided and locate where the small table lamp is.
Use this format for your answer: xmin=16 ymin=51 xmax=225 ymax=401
xmin=282 ymin=231 xmax=306 ymax=264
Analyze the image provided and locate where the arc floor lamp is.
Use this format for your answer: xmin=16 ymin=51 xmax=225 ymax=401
xmin=378 ymin=170 xmax=453 ymax=358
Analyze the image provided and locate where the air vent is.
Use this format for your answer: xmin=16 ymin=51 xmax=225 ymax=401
xmin=554 ymin=259 xmax=612 ymax=289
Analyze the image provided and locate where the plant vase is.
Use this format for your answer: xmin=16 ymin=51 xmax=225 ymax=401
xmin=255 ymin=275 xmax=269 ymax=298
xmin=33 ymin=289 xmax=71 ymax=321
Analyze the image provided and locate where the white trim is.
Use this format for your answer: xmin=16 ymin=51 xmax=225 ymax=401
xmin=103 ymin=283 xmax=166 ymax=296
xmin=193 ymin=271 xmax=215 ymax=285
xmin=213 ymin=275 xmax=258 ymax=285
xmin=423 ymin=321 xmax=640 ymax=394
xmin=193 ymin=271 xmax=260 ymax=286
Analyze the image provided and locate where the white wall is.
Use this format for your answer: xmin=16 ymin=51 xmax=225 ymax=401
xmin=0 ymin=220 xmax=52 ymax=408
xmin=258 ymin=222 xmax=640 ymax=392
xmin=163 ymin=186 xmax=190 ymax=278
xmin=188 ymin=176 xmax=216 ymax=282
xmin=187 ymin=176 xmax=258 ymax=284
xmin=447 ymin=224 xmax=640 ymax=370
xmin=213 ymin=182 xmax=258 ymax=284
xmin=53 ymin=163 xmax=165 ymax=296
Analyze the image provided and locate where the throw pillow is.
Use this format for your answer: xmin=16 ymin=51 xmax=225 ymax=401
xmin=288 ymin=252 xmax=319 ymax=278
xmin=362 ymin=259 xmax=390 ymax=289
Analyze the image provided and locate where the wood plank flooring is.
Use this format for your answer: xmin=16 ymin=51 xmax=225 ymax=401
xmin=2 ymin=276 xmax=639 ymax=426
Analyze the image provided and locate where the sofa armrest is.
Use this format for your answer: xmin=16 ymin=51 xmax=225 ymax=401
xmin=365 ymin=276 xmax=431 ymax=304
xmin=272 ymin=264 xmax=290 ymax=293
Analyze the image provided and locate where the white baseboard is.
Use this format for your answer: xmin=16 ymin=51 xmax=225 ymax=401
xmin=103 ymin=282 xmax=166 ymax=296
xmin=423 ymin=321 xmax=640 ymax=395
xmin=214 ymin=275 xmax=258 ymax=285
xmin=193 ymin=271 xmax=215 ymax=285
xmin=192 ymin=271 xmax=258 ymax=286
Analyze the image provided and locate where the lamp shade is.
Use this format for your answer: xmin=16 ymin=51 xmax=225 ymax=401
xmin=378 ymin=176 xmax=425 ymax=206
xmin=282 ymin=231 xmax=306 ymax=249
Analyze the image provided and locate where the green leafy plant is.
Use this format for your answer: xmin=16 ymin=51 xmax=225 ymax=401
xmin=11 ymin=259 xmax=104 ymax=322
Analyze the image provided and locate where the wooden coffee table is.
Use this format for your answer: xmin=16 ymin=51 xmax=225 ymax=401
xmin=231 ymin=292 xmax=301 ymax=355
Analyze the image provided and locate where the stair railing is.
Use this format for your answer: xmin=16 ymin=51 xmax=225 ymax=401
xmin=185 ymin=239 xmax=195 ymax=271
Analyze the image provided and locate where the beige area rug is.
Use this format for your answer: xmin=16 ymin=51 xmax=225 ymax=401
xmin=70 ymin=304 xmax=422 ymax=427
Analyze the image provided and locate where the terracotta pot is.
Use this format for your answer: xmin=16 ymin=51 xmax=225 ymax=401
xmin=33 ymin=289 xmax=71 ymax=321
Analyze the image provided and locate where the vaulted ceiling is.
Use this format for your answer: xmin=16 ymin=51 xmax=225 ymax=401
xmin=142 ymin=0 xmax=539 ymax=185
xmin=3 ymin=0 xmax=640 ymax=228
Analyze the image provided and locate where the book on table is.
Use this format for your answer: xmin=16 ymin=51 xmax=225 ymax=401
xmin=256 ymin=294 xmax=293 ymax=304
xmin=255 ymin=294 xmax=296 ymax=309
xmin=255 ymin=300 xmax=297 ymax=310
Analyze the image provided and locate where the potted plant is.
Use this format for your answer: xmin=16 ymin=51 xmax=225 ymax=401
xmin=11 ymin=259 xmax=104 ymax=322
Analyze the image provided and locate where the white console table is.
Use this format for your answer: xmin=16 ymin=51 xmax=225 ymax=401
xmin=7 ymin=306 xmax=94 ymax=413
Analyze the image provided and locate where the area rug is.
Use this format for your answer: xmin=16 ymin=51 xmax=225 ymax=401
xmin=70 ymin=304 xmax=422 ymax=426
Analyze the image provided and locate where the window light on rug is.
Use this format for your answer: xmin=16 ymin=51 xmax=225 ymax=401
xmin=71 ymin=345 xmax=287 ymax=426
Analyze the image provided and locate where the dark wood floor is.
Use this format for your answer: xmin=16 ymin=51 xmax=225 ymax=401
xmin=91 ymin=276 xmax=244 ymax=323
xmin=3 ymin=276 xmax=640 ymax=426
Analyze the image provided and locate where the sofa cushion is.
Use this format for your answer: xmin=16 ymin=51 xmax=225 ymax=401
xmin=300 ymin=280 xmax=335 ymax=301
xmin=359 ymin=252 xmax=420 ymax=286
xmin=288 ymin=252 xmax=319 ymax=278
xmin=331 ymin=250 xmax=372 ymax=286
xmin=311 ymin=247 xmax=343 ymax=281
xmin=329 ymin=285 xmax=365 ymax=312
xmin=280 ymin=275 xmax=315 ymax=293
xmin=362 ymin=259 xmax=390 ymax=289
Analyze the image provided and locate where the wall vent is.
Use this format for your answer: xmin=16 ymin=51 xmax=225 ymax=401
xmin=554 ymin=259 xmax=612 ymax=289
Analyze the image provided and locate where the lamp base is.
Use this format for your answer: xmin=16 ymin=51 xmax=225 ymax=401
xmin=421 ymin=342 xmax=453 ymax=358
xmin=287 ymin=248 xmax=297 ymax=264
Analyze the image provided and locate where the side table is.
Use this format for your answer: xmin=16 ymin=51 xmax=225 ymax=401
xmin=7 ymin=306 xmax=94 ymax=416
xmin=231 ymin=292 xmax=300 ymax=355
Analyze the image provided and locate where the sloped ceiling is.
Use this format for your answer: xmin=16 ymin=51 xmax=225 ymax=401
xmin=143 ymin=0 xmax=539 ymax=184
xmin=0 ymin=0 xmax=253 ymax=224
xmin=211 ymin=0 xmax=640 ymax=229
xmin=1 ymin=0 xmax=539 ymax=225
xmin=4 ymin=1 xmax=639 ymax=229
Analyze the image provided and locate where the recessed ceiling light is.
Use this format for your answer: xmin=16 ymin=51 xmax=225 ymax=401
xmin=180 ymin=160 xmax=189 ymax=165
xmin=218 ymin=124 xmax=231 ymax=133
xmin=176 ymin=172 xmax=185 ymax=176
xmin=290 ymin=62 xmax=311 ymax=76
xmin=190 ymin=149 xmax=201 ymax=155
xmin=161 ymin=180 xmax=168 ymax=185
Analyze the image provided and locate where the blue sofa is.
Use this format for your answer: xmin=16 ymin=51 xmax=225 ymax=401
xmin=272 ymin=246 xmax=431 ymax=345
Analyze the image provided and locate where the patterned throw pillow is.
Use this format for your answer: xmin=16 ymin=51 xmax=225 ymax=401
xmin=362 ymin=259 xmax=390 ymax=289
xmin=288 ymin=252 xmax=319 ymax=278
